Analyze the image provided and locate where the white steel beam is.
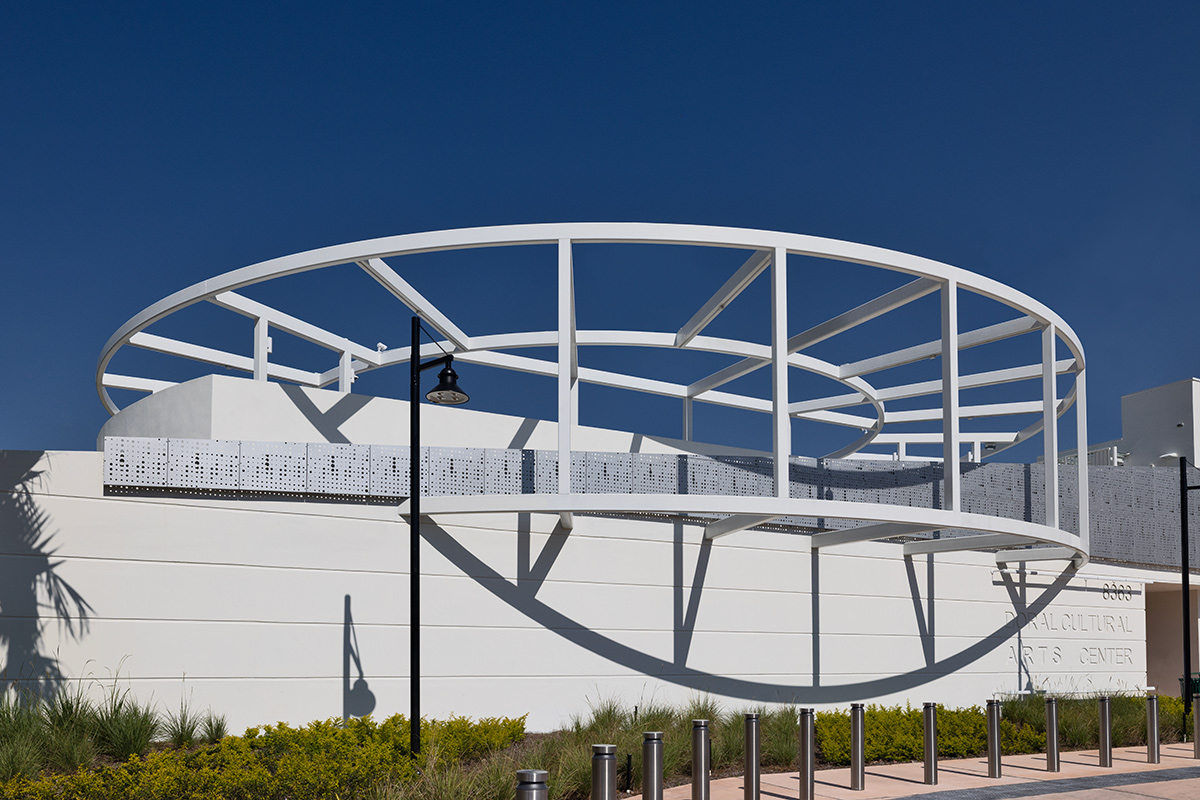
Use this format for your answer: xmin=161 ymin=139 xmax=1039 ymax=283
xmin=338 ymin=351 xmax=354 ymax=393
xmin=787 ymin=278 xmax=939 ymax=353
xmin=687 ymin=357 xmax=765 ymax=396
xmin=253 ymin=317 xmax=269 ymax=381
xmin=675 ymin=249 xmax=771 ymax=347
xmin=811 ymin=522 xmax=938 ymax=549
xmin=358 ymin=258 xmax=471 ymax=350
xmin=317 ymin=358 xmax=372 ymax=388
xmin=790 ymin=360 xmax=1075 ymax=415
xmin=884 ymin=401 xmax=1043 ymax=424
xmin=791 ymin=409 xmax=877 ymax=428
xmin=942 ymin=281 xmax=961 ymax=511
xmin=212 ymin=291 xmax=380 ymax=365
xmin=995 ymin=546 xmax=1078 ymax=564
xmin=704 ymin=514 xmax=778 ymax=540
xmin=557 ymin=239 xmax=576 ymax=529
xmin=101 ymin=374 xmax=176 ymax=393
xmin=840 ymin=316 xmax=1040 ymax=378
xmin=1043 ymin=325 xmax=1059 ymax=529
xmin=873 ymin=432 xmax=1017 ymax=445
xmin=129 ymin=332 xmax=321 ymax=386
xmin=682 ymin=397 xmax=694 ymax=441
xmin=1076 ymin=368 xmax=1090 ymax=554
xmin=903 ymin=534 xmax=1029 ymax=556
xmin=771 ymin=247 xmax=789 ymax=498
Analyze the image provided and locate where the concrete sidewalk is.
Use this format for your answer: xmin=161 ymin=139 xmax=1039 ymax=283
xmin=637 ymin=742 xmax=1200 ymax=800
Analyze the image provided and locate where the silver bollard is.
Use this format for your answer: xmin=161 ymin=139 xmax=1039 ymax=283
xmin=1098 ymin=697 xmax=1112 ymax=768
xmin=798 ymin=708 xmax=815 ymax=800
xmin=986 ymin=699 xmax=1002 ymax=778
xmin=517 ymin=769 xmax=549 ymax=800
xmin=592 ymin=744 xmax=616 ymax=800
xmin=693 ymin=720 xmax=710 ymax=800
xmin=643 ymin=732 xmax=664 ymax=800
xmin=744 ymin=714 xmax=760 ymax=800
xmin=1045 ymin=697 xmax=1060 ymax=772
xmin=1194 ymin=694 xmax=1200 ymax=759
xmin=923 ymin=703 xmax=938 ymax=786
xmin=850 ymin=703 xmax=865 ymax=791
xmin=1147 ymin=695 xmax=1160 ymax=764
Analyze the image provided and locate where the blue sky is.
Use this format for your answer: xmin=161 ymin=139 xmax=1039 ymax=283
xmin=2 ymin=2 xmax=1197 ymax=459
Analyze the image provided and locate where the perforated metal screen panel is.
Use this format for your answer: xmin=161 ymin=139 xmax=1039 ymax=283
xmin=103 ymin=434 xmax=1153 ymax=558
xmin=369 ymin=445 xmax=409 ymax=497
xmin=239 ymin=441 xmax=308 ymax=493
xmin=103 ymin=437 xmax=168 ymax=486
xmin=169 ymin=439 xmax=240 ymax=490
xmin=308 ymin=443 xmax=370 ymax=496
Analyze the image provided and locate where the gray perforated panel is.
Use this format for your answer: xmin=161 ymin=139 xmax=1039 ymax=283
xmin=168 ymin=438 xmax=240 ymax=490
xmin=239 ymin=440 xmax=309 ymax=493
xmin=485 ymin=448 xmax=526 ymax=494
xmin=533 ymin=450 xmax=559 ymax=493
xmin=369 ymin=445 xmax=410 ymax=497
xmin=103 ymin=437 xmax=169 ymax=487
xmin=427 ymin=447 xmax=486 ymax=496
xmin=586 ymin=452 xmax=633 ymax=494
xmin=633 ymin=453 xmax=679 ymax=494
xmin=307 ymin=443 xmax=370 ymax=496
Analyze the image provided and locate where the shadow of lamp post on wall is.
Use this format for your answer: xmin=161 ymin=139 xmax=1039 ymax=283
xmin=409 ymin=315 xmax=469 ymax=755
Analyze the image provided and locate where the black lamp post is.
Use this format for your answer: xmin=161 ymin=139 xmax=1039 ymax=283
xmin=1182 ymin=456 xmax=1200 ymax=723
xmin=409 ymin=315 xmax=468 ymax=755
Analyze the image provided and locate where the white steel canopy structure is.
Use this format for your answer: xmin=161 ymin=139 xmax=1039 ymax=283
xmin=97 ymin=223 xmax=1089 ymax=565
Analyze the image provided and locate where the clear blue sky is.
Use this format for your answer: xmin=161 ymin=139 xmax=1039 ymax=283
xmin=3 ymin=2 xmax=1197 ymax=459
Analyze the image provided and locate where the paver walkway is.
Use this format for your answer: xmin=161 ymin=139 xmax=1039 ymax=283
xmin=633 ymin=743 xmax=1200 ymax=800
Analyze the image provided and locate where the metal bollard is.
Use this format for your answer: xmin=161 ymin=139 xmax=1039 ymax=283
xmin=517 ymin=769 xmax=549 ymax=800
xmin=986 ymin=699 xmax=1002 ymax=778
xmin=923 ymin=703 xmax=938 ymax=786
xmin=798 ymin=708 xmax=815 ymax=800
xmin=850 ymin=703 xmax=865 ymax=791
xmin=1098 ymin=697 xmax=1112 ymax=768
xmin=1194 ymin=695 xmax=1200 ymax=759
xmin=692 ymin=720 xmax=710 ymax=800
xmin=1147 ymin=695 xmax=1160 ymax=764
xmin=744 ymin=714 xmax=760 ymax=800
xmin=643 ymin=732 xmax=664 ymax=800
xmin=592 ymin=744 xmax=616 ymax=800
xmin=1045 ymin=697 xmax=1060 ymax=773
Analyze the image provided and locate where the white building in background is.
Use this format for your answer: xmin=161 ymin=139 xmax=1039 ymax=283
xmin=0 ymin=224 xmax=1192 ymax=731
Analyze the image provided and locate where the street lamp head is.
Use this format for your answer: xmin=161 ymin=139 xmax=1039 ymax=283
xmin=425 ymin=363 xmax=469 ymax=405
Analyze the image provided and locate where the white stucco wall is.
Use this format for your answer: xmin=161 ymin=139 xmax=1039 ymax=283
xmin=97 ymin=376 xmax=762 ymax=458
xmin=1 ymin=446 xmax=1156 ymax=732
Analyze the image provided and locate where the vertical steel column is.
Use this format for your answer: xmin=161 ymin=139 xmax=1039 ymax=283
xmin=643 ymin=732 xmax=663 ymax=800
xmin=1098 ymin=697 xmax=1112 ymax=767
xmin=941 ymin=279 xmax=961 ymax=511
xmin=1042 ymin=325 xmax=1059 ymax=528
xmin=1045 ymin=697 xmax=1060 ymax=772
xmin=798 ymin=709 xmax=815 ymax=800
xmin=850 ymin=703 xmax=865 ymax=790
xmin=770 ymin=246 xmax=790 ymax=499
xmin=744 ymin=714 xmax=760 ymax=800
xmin=692 ymin=720 xmax=710 ymax=800
xmin=986 ymin=700 xmax=1002 ymax=778
xmin=923 ymin=703 xmax=938 ymax=785
xmin=592 ymin=744 xmax=616 ymax=800
xmin=1147 ymin=695 xmax=1160 ymax=764
xmin=517 ymin=769 xmax=549 ymax=800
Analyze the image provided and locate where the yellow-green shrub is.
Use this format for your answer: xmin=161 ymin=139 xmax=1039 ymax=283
xmin=0 ymin=713 xmax=525 ymax=800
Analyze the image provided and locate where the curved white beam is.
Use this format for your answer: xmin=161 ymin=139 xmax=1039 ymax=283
xmin=396 ymin=492 xmax=1085 ymax=560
